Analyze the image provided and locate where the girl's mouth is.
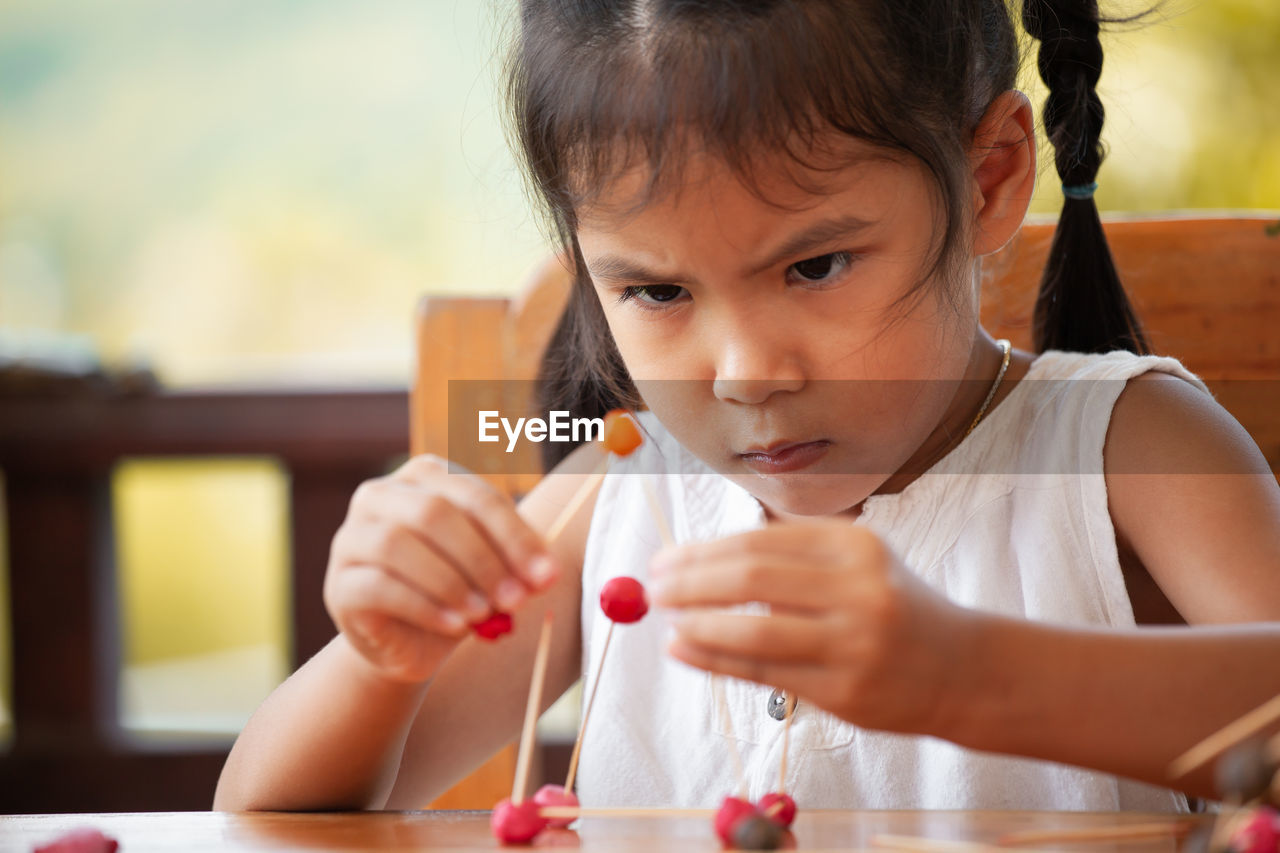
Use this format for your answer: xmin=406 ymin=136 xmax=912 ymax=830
xmin=738 ymin=440 xmax=831 ymax=474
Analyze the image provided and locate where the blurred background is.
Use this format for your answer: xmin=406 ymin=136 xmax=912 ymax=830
xmin=0 ymin=0 xmax=1277 ymax=812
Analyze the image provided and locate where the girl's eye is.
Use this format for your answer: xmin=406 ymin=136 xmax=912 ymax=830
xmin=789 ymin=251 xmax=854 ymax=282
xmin=620 ymin=284 xmax=686 ymax=308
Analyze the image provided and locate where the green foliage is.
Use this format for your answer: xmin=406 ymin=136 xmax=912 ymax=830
xmin=0 ymin=1 xmax=1276 ymax=386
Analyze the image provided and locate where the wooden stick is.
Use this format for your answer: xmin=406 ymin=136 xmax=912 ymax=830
xmin=997 ymin=820 xmax=1199 ymax=846
xmin=537 ymin=806 xmax=718 ymax=820
xmin=564 ymin=621 xmax=615 ymax=792
xmin=1168 ymin=691 xmax=1280 ymax=779
xmin=713 ymin=676 xmax=748 ymax=798
xmin=559 ymin=452 xmax=670 ymax=792
xmin=778 ymin=692 xmax=797 ymax=793
xmin=1272 ymin=757 xmax=1280 ymax=807
xmin=641 ymin=475 xmax=674 ymax=547
xmin=544 ymin=455 xmax=610 ymax=543
xmin=511 ymin=611 xmax=554 ymax=804
xmin=1209 ymin=797 xmax=1247 ymax=853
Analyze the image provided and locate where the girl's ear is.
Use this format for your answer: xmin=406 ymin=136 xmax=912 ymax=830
xmin=968 ymin=89 xmax=1036 ymax=256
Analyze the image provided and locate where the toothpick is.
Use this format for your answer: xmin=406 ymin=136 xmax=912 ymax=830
xmin=544 ymin=455 xmax=610 ymax=543
xmin=641 ymin=475 xmax=674 ymax=547
xmin=511 ymin=611 xmax=554 ymax=804
xmin=563 ymin=621 xmax=615 ymax=793
xmin=1208 ymin=796 xmax=1248 ymax=853
xmin=559 ymin=452 xmax=671 ymax=793
xmin=778 ymin=692 xmax=797 ymax=793
xmin=713 ymin=676 xmax=748 ymax=798
xmin=1168 ymin=691 xmax=1280 ymax=779
xmin=997 ymin=820 xmax=1199 ymax=846
xmin=547 ymin=414 xmax=670 ymax=547
xmin=538 ymin=806 xmax=718 ymax=820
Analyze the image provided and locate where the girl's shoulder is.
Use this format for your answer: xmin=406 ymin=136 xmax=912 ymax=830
xmin=1024 ymin=348 xmax=1207 ymax=390
xmin=1100 ymin=353 xmax=1280 ymax=625
xmin=987 ymin=349 xmax=1212 ymax=463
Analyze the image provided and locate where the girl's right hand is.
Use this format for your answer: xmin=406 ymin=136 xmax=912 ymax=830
xmin=323 ymin=454 xmax=560 ymax=684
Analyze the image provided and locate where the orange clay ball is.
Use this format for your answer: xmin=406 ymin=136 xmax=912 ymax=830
xmin=602 ymin=409 xmax=643 ymax=456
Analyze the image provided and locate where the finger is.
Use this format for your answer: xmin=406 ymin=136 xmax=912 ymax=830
xmin=331 ymin=564 xmax=470 ymax=639
xmin=655 ymin=521 xmax=879 ymax=569
xmin=415 ymin=499 xmax=525 ymax=612
xmin=391 ymin=453 xmax=456 ymax=480
xmin=382 ymin=468 xmax=558 ymax=590
xmin=651 ymin=556 xmax=843 ymax=612
xmin=359 ymin=487 xmax=520 ymax=613
xmin=440 ymin=477 xmax=560 ymax=590
xmin=670 ymin=609 xmax=832 ymax=664
xmin=335 ymin=518 xmax=488 ymax=620
xmin=667 ymin=635 xmax=829 ymax=694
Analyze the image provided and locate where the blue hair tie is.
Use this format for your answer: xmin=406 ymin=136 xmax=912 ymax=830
xmin=1062 ymin=181 xmax=1098 ymax=200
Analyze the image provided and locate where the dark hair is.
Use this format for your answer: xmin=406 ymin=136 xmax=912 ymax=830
xmin=1022 ymin=0 xmax=1150 ymax=355
xmin=504 ymin=0 xmax=1149 ymax=470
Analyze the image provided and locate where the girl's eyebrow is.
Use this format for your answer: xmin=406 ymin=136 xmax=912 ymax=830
xmin=585 ymin=213 xmax=876 ymax=286
xmin=585 ymin=255 xmax=677 ymax=286
xmin=743 ymin=213 xmax=876 ymax=277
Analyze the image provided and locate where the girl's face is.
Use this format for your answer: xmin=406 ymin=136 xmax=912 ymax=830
xmin=576 ymin=143 xmax=981 ymax=518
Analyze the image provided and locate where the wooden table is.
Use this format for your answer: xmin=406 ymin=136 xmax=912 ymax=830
xmin=0 ymin=810 xmax=1209 ymax=852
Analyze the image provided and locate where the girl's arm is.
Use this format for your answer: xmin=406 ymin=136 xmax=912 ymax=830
xmin=212 ymin=635 xmax=432 ymax=811
xmin=945 ymin=372 xmax=1280 ymax=798
xmin=947 ymin=614 xmax=1280 ymax=800
xmin=213 ymin=444 xmax=601 ymax=811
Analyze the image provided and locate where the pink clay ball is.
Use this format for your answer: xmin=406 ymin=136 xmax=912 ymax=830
xmin=490 ymin=797 xmax=548 ymax=845
xmin=758 ymin=792 xmax=798 ymax=828
xmin=532 ymin=784 xmax=580 ymax=829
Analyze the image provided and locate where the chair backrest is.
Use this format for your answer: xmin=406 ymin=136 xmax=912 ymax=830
xmin=412 ymin=257 xmax=569 ymax=808
xmin=411 ymin=214 xmax=1280 ymax=807
xmin=981 ymin=216 xmax=1280 ymax=475
xmin=413 ymin=255 xmax=572 ymax=499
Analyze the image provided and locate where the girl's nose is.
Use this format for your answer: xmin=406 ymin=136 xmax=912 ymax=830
xmin=711 ymin=332 xmax=805 ymax=405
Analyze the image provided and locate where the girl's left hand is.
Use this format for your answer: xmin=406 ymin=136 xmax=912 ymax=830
xmin=650 ymin=521 xmax=975 ymax=737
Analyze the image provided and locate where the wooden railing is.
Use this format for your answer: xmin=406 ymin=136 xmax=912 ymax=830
xmin=0 ymin=385 xmax=408 ymax=813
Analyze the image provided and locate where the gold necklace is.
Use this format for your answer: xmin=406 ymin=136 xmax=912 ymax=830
xmin=964 ymin=339 xmax=1012 ymax=438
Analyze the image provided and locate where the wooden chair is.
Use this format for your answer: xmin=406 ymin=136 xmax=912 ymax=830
xmin=983 ymin=215 xmax=1280 ymax=473
xmin=412 ymin=258 xmax=571 ymax=808
xmin=411 ymin=214 xmax=1280 ymax=807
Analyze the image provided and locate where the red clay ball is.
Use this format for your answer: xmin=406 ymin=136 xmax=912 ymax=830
xmin=532 ymin=783 xmax=580 ymax=829
xmin=602 ymin=410 xmax=643 ymax=457
xmin=1228 ymin=806 xmax=1280 ymax=853
xmin=33 ymin=828 xmax=119 ymax=853
xmin=490 ymin=797 xmax=548 ymax=844
xmin=473 ymin=612 xmax=513 ymax=640
xmin=600 ymin=576 xmax=649 ymax=623
xmin=758 ymin=792 xmax=797 ymax=828
xmin=714 ymin=796 xmax=761 ymax=845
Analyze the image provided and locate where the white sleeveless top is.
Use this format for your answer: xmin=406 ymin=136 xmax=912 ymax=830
xmin=576 ymin=350 xmax=1207 ymax=812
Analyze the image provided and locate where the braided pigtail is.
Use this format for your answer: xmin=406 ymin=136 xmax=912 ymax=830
xmin=1022 ymin=0 xmax=1149 ymax=354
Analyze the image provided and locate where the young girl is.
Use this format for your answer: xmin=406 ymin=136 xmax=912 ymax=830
xmin=215 ymin=0 xmax=1280 ymax=813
